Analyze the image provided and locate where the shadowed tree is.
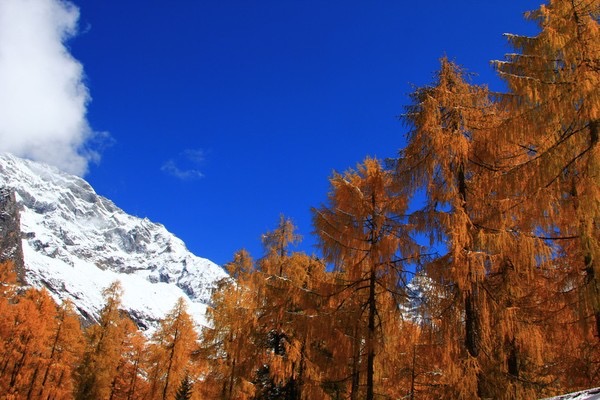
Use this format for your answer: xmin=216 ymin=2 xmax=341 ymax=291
xmin=175 ymin=373 xmax=193 ymax=400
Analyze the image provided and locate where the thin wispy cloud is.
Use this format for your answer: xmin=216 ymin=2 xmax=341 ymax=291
xmin=161 ymin=149 xmax=206 ymax=180
xmin=0 ymin=0 xmax=105 ymax=176
xmin=182 ymin=149 xmax=205 ymax=164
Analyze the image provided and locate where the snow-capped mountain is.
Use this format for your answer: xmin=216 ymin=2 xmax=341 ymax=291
xmin=0 ymin=153 xmax=227 ymax=331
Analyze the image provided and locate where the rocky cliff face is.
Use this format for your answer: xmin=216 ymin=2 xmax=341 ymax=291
xmin=0 ymin=188 xmax=25 ymax=282
xmin=0 ymin=153 xmax=227 ymax=332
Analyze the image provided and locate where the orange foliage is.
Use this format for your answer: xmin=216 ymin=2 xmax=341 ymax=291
xmin=0 ymin=2 xmax=596 ymax=399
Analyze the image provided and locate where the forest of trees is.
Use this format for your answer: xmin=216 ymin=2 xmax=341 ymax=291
xmin=0 ymin=0 xmax=598 ymax=398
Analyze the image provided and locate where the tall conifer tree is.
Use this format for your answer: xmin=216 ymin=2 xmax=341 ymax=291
xmin=146 ymin=298 xmax=198 ymax=400
xmin=200 ymin=249 xmax=260 ymax=400
xmin=313 ymin=157 xmax=417 ymax=400
xmin=493 ymin=0 xmax=600 ymax=339
xmin=76 ymin=281 xmax=135 ymax=400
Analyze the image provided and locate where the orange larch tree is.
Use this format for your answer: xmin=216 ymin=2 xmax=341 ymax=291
xmin=0 ymin=288 xmax=57 ymax=398
xmin=76 ymin=281 xmax=138 ymax=400
xmin=199 ymin=249 xmax=260 ymax=400
xmin=146 ymin=297 xmax=198 ymax=400
xmin=492 ymin=0 xmax=599 ymax=336
xmin=313 ymin=157 xmax=418 ymax=400
xmin=34 ymin=298 xmax=84 ymax=400
xmin=398 ymin=56 xmax=556 ymax=398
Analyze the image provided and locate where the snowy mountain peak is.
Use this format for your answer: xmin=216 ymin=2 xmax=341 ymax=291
xmin=0 ymin=152 xmax=227 ymax=331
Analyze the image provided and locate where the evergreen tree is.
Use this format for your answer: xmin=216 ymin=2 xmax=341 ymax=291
xmin=175 ymin=374 xmax=193 ymax=400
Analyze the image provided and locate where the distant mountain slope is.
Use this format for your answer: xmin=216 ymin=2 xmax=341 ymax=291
xmin=0 ymin=152 xmax=227 ymax=331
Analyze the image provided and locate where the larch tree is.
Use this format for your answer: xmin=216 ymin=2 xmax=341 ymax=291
xmin=146 ymin=297 xmax=198 ymax=400
xmin=203 ymin=221 xmax=338 ymax=400
xmin=492 ymin=0 xmax=599 ymax=338
xmin=105 ymin=317 xmax=146 ymax=400
xmin=257 ymin=216 xmax=364 ymax=400
xmin=121 ymin=329 xmax=149 ymax=400
xmin=398 ymin=57 xmax=555 ymax=398
xmin=313 ymin=157 xmax=417 ymax=400
xmin=35 ymin=299 xmax=84 ymax=400
xmin=225 ymin=248 xmax=254 ymax=279
xmin=200 ymin=249 xmax=260 ymax=400
xmin=0 ymin=260 xmax=18 ymax=386
xmin=400 ymin=56 xmax=493 ymax=363
xmin=0 ymin=288 xmax=57 ymax=398
xmin=254 ymin=216 xmax=304 ymax=400
xmin=260 ymin=214 xmax=302 ymax=278
xmin=0 ymin=265 xmax=84 ymax=400
xmin=259 ymin=250 xmax=333 ymax=400
xmin=76 ymin=281 xmax=136 ymax=400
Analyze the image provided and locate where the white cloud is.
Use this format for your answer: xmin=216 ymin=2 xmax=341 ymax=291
xmin=0 ymin=0 xmax=102 ymax=176
xmin=162 ymin=149 xmax=206 ymax=180
xmin=182 ymin=148 xmax=205 ymax=164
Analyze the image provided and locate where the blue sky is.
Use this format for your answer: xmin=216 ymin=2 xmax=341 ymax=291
xmin=1 ymin=0 xmax=543 ymax=266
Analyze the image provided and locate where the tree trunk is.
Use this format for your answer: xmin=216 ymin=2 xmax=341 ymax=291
xmin=10 ymin=337 xmax=30 ymax=388
xmin=588 ymin=120 xmax=599 ymax=340
xmin=410 ymin=345 xmax=416 ymax=400
xmin=366 ymin=268 xmax=376 ymax=400
xmin=40 ymin=315 xmax=64 ymax=395
xmin=227 ymin=357 xmax=236 ymax=400
xmin=162 ymin=323 xmax=180 ymax=400
xmin=296 ymin=338 xmax=306 ymax=400
xmin=126 ymin=357 xmax=139 ymax=400
xmin=26 ymin=365 xmax=40 ymax=400
xmin=465 ymin=289 xmax=479 ymax=358
xmin=350 ymin=322 xmax=360 ymax=400
xmin=507 ymin=338 xmax=519 ymax=377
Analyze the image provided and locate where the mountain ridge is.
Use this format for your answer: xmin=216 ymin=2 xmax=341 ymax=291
xmin=0 ymin=152 xmax=227 ymax=331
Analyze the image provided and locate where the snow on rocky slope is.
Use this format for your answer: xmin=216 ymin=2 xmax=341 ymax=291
xmin=0 ymin=152 xmax=227 ymax=332
xmin=543 ymin=388 xmax=600 ymax=400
